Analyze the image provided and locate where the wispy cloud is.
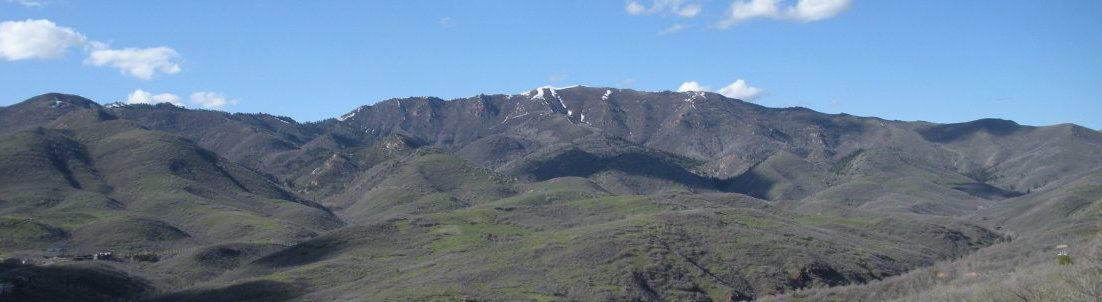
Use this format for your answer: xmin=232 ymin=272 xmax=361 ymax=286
xmin=677 ymin=3 xmax=702 ymax=17
xmin=548 ymin=71 xmax=568 ymax=82
xmin=657 ymin=23 xmax=691 ymax=35
xmin=6 ymin=0 xmax=45 ymax=8
xmin=625 ymin=0 xmax=703 ymax=18
xmin=0 ymin=19 xmax=86 ymax=60
xmin=84 ymin=46 xmax=182 ymax=80
xmin=716 ymin=0 xmax=852 ymax=29
xmin=626 ymin=1 xmax=647 ymax=14
xmin=439 ymin=17 xmax=452 ymax=28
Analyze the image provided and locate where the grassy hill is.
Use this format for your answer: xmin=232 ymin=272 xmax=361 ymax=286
xmin=161 ymin=191 xmax=996 ymax=301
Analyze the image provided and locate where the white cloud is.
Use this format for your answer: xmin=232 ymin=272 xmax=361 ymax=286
xmin=189 ymin=91 xmax=237 ymax=109
xmin=1 ymin=18 xmax=183 ymax=79
xmin=786 ymin=0 xmax=853 ymax=22
xmin=7 ymin=0 xmax=45 ymax=7
xmin=717 ymin=0 xmax=780 ymax=28
xmin=439 ymin=17 xmax=452 ymax=28
xmin=124 ymin=90 xmax=237 ymax=109
xmin=626 ymin=0 xmax=702 ymax=18
xmin=716 ymin=79 xmax=763 ymax=101
xmin=677 ymin=81 xmax=709 ymax=92
xmin=677 ymin=79 xmax=764 ymax=101
xmin=716 ymin=0 xmax=851 ymax=28
xmin=657 ymin=23 xmax=690 ymax=35
xmin=84 ymin=46 xmax=182 ymax=80
xmin=0 ymin=19 xmax=86 ymax=60
xmin=125 ymin=89 xmax=182 ymax=106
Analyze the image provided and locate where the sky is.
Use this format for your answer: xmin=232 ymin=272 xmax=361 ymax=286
xmin=1 ymin=0 xmax=1100 ymax=129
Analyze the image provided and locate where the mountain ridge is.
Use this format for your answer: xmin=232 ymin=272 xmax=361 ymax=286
xmin=1 ymin=88 xmax=1099 ymax=301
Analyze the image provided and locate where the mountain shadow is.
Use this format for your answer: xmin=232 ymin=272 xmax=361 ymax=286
xmin=918 ymin=118 xmax=1024 ymax=143
xmin=949 ymin=182 xmax=1025 ymax=199
xmin=148 ymin=280 xmax=305 ymax=302
xmin=0 ymin=262 xmax=153 ymax=302
xmin=513 ymin=148 xmax=728 ymax=191
xmin=511 ymin=147 xmax=788 ymax=198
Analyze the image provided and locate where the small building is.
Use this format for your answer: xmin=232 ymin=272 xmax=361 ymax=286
xmin=93 ymin=252 xmax=114 ymax=260
xmin=1056 ymin=244 xmax=1071 ymax=265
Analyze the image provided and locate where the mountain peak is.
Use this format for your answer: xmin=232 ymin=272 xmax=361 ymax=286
xmin=21 ymin=93 xmax=101 ymax=109
xmin=0 ymin=93 xmax=104 ymax=136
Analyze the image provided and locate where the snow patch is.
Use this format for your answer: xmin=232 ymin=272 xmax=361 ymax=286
xmin=682 ymin=91 xmax=706 ymax=110
xmin=528 ymin=86 xmax=570 ymax=115
xmin=567 ymin=110 xmax=573 ymax=116
xmin=105 ymin=102 xmax=124 ymax=108
xmin=580 ymin=113 xmax=586 ymax=122
xmin=502 ymin=112 xmax=529 ymax=124
xmin=528 ymin=85 xmax=578 ymax=100
xmin=339 ymin=107 xmax=366 ymax=122
xmin=532 ymin=87 xmax=547 ymax=100
xmin=683 ymin=91 xmax=706 ymax=102
xmin=602 ymin=90 xmax=612 ymax=100
xmin=537 ymin=85 xmax=579 ymax=90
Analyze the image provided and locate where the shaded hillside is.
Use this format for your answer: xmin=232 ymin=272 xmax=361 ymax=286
xmin=760 ymin=169 xmax=1102 ymax=301
xmin=0 ymin=261 xmax=153 ymax=301
xmin=105 ymin=103 xmax=328 ymax=179
xmin=0 ymin=114 xmax=342 ymax=255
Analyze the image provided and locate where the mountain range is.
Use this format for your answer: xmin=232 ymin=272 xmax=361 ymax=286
xmin=0 ymin=86 xmax=1099 ymax=301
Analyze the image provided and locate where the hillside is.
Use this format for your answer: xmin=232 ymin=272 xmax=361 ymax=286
xmin=0 ymin=88 xmax=1099 ymax=301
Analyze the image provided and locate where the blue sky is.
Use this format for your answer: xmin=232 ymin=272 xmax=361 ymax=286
xmin=1 ymin=1 xmax=1100 ymax=129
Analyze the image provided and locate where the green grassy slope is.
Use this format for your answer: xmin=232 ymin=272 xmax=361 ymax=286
xmin=161 ymin=191 xmax=997 ymax=301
